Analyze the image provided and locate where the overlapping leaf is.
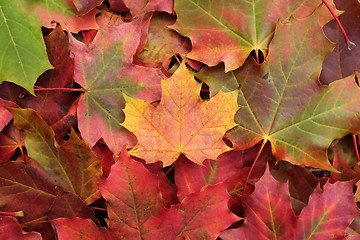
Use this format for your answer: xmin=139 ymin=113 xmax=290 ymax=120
xmin=0 ymin=161 xmax=95 ymax=229
xmin=142 ymin=184 xmax=239 ymax=240
xmin=16 ymin=25 xmax=79 ymax=126
xmin=225 ymin=9 xmax=360 ymax=171
xmin=98 ymin=147 xmax=165 ymax=239
xmin=221 ymin=167 xmax=359 ymax=239
xmin=320 ymin=0 xmax=360 ymax=85
xmin=137 ymin=12 xmax=191 ymax=66
xmin=70 ymin=12 xmax=164 ymax=156
xmin=172 ymin=0 xmax=336 ymax=71
xmin=0 ymin=217 xmax=42 ymax=240
xmin=122 ymin=62 xmax=239 ymax=166
xmin=72 ymin=0 xmax=103 ymax=15
xmin=0 ymin=0 xmax=52 ymax=94
xmin=0 ymin=125 xmax=23 ymax=161
xmin=175 ymin=144 xmax=272 ymax=201
xmin=8 ymin=108 xmax=102 ymax=204
xmin=28 ymin=0 xmax=99 ymax=32
xmin=52 ymin=218 xmax=110 ymax=240
xmin=118 ymin=0 xmax=173 ymax=17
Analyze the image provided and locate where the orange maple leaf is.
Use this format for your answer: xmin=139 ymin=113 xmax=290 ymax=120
xmin=122 ymin=63 xmax=239 ymax=166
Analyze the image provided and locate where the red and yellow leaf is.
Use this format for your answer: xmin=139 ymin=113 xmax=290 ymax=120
xmin=122 ymin=62 xmax=239 ymax=166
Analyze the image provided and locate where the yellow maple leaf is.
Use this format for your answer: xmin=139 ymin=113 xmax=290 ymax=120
xmin=122 ymin=63 xmax=239 ymax=166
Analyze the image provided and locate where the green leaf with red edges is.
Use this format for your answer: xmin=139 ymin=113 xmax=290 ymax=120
xmin=7 ymin=108 xmax=102 ymax=204
xmin=52 ymin=218 xmax=111 ymax=240
xmin=142 ymin=184 xmax=240 ymax=240
xmin=27 ymin=0 xmax=99 ymax=32
xmin=122 ymin=62 xmax=239 ymax=167
xmin=70 ymin=12 xmax=164 ymax=156
xmin=225 ymin=9 xmax=360 ymax=171
xmin=221 ymin=167 xmax=360 ymax=240
xmin=172 ymin=0 xmax=337 ymax=71
xmin=0 ymin=217 xmax=42 ymax=240
xmin=320 ymin=0 xmax=360 ymax=85
xmin=98 ymin=146 xmax=165 ymax=239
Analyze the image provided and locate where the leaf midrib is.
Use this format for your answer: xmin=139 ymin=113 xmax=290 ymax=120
xmin=0 ymin=6 xmax=28 ymax=81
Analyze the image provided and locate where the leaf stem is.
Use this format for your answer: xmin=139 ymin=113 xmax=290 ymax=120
xmin=90 ymin=207 xmax=107 ymax=212
xmin=0 ymin=210 xmax=24 ymax=217
xmin=34 ymin=86 xmax=85 ymax=92
xmin=352 ymin=135 xmax=360 ymax=162
xmin=255 ymin=50 xmax=260 ymax=64
xmin=243 ymin=140 xmax=267 ymax=195
xmin=322 ymin=0 xmax=356 ymax=49
xmin=165 ymin=161 xmax=177 ymax=175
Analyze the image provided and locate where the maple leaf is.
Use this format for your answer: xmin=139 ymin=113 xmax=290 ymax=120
xmin=122 ymin=62 xmax=239 ymax=166
xmin=72 ymin=0 xmax=103 ymax=15
xmin=137 ymin=12 xmax=191 ymax=66
xmin=0 ymin=216 xmax=42 ymax=240
xmin=320 ymin=0 xmax=360 ymax=85
xmin=0 ymin=161 xmax=95 ymax=230
xmin=70 ymin=12 xmax=164 ymax=156
xmin=172 ymin=0 xmax=337 ymax=71
xmin=224 ymin=9 xmax=360 ymax=171
xmin=8 ymin=107 xmax=102 ymax=204
xmin=98 ymin=147 xmax=165 ymax=239
xmin=0 ymin=0 xmax=52 ymax=94
xmin=221 ymin=166 xmax=360 ymax=239
xmin=142 ymin=184 xmax=240 ymax=240
xmin=15 ymin=25 xmax=79 ymax=127
xmin=27 ymin=0 xmax=99 ymax=33
xmin=175 ymin=144 xmax=272 ymax=201
xmin=52 ymin=217 xmax=111 ymax=240
xmin=0 ymin=98 xmax=18 ymax=131
xmin=0 ymin=125 xmax=24 ymax=162
xmin=270 ymin=162 xmax=319 ymax=215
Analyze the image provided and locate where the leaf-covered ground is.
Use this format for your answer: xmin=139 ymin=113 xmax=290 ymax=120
xmin=0 ymin=0 xmax=360 ymax=239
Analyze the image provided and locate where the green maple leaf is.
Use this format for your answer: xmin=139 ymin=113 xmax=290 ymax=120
xmin=0 ymin=0 xmax=52 ymax=94
xmin=222 ymin=8 xmax=360 ymax=171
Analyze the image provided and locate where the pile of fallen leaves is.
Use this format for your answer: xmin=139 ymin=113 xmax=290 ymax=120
xmin=0 ymin=0 xmax=360 ymax=239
